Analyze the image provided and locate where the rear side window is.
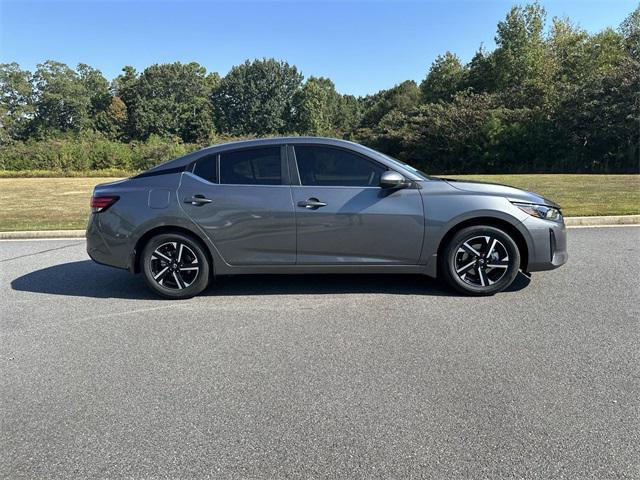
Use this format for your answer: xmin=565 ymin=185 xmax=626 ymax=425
xmin=294 ymin=146 xmax=386 ymax=187
xmin=220 ymin=147 xmax=282 ymax=185
xmin=192 ymin=154 xmax=217 ymax=183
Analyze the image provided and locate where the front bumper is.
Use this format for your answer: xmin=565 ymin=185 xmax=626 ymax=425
xmin=521 ymin=216 xmax=568 ymax=272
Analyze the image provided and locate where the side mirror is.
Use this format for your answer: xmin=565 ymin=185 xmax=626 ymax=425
xmin=380 ymin=171 xmax=408 ymax=189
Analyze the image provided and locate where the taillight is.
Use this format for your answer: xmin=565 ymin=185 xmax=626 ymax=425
xmin=90 ymin=195 xmax=119 ymax=213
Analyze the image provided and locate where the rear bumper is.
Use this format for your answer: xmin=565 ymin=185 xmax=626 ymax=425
xmin=86 ymin=213 xmax=129 ymax=270
xmin=522 ymin=216 xmax=568 ymax=272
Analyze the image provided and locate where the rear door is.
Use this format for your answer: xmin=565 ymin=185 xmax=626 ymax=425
xmin=289 ymin=145 xmax=424 ymax=264
xmin=179 ymin=146 xmax=296 ymax=265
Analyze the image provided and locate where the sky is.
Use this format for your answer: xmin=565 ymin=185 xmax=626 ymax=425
xmin=0 ymin=0 xmax=636 ymax=96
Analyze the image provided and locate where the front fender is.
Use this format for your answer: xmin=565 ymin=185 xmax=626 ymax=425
xmin=419 ymin=192 xmax=533 ymax=277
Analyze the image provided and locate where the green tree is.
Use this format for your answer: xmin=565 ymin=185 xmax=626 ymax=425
xmin=126 ymin=62 xmax=216 ymax=143
xmin=360 ymin=80 xmax=421 ymax=128
xmin=212 ymin=59 xmax=303 ymax=135
xmin=492 ymin=3 xmax=555 ymax=106
xmin=293 ymin=76 xmax=341 ymax=134
xmin=620 ymin=5 xmax=640 ymax=60
xmin=548 ymin=18 xmax=626 ymax=86
xmin=77 ymin=64 xmax=110 ymax=127
xmin=95 ymin=96 xmax=128 ymax=140
xmin=371 ymin=92 xmax=498 ymax=172
xmin=551 ymin=47 xmax=639 ymax=172
xmin=359 ymin=91 xmax=548 ymax=173
xmin=464 ymin=45 xmax=497 ymax=93
xmin=112 ymin=66 xmax=138 ymax=140
xmin=0 ymin=63 xmax=34 ymax=142
xmin=548 ymin=18 xmax=590 ymax=84
xmin=2 ymin=1 xmax=638 ymax=174
xmin=334 ymin=94 xmax=362 ymax=134
xmin=420 ymin=52 xmax=465 ymax=103
xmin=112 ymin=66 xmax=138 ymax=102
xmin=579 ymin=28 xmax=627 ymax=80
xmin=31 ymin=60 xmax=91 ymax=134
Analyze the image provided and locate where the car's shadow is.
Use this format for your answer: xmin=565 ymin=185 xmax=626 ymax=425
xmin=11 ymin=260 xmax=531 ymax=299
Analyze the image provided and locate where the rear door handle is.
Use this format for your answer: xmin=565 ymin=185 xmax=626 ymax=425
xmin=297 ymin=198 xmax=327 ymax=209
xmin=184 ymin=195 xmax=212 ymax=205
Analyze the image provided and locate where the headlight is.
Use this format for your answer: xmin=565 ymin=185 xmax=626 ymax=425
xmin=513 ymin=202 xmax=562 ymax=222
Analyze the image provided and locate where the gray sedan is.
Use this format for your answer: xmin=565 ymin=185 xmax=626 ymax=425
xmin=86 ymin=137 xmax=567 ymax=298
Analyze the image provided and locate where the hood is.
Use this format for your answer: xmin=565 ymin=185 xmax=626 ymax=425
xmin=441 ymin=178 xmax=560 ymax=208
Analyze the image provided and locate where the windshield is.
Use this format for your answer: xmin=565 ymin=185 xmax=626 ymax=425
xmin=381 ymin=154 xmax=430 ymax=180
xmin=357 ymin=143 xmax=430 ymax=179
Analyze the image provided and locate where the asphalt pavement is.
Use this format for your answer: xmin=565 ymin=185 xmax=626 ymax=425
xmin=1 ymin=227 xmax=639 ymax=479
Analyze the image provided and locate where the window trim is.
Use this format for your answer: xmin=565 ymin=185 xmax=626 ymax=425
xmin=288 ymin=144 xmax=393 ymax=188
xmin=285 ymin=145 xmax=300 ymax=186
xmin=216 ymin=153 xmax=220 ymax=184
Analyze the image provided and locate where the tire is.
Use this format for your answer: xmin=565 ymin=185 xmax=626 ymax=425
xmin=440 ymin=225 xmax=520 ymax=296
xmin=142 ymin=232 xmax=210 ymax=299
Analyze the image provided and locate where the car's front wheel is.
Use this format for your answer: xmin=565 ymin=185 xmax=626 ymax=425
xmin=440 ymin=225 xmax=520 ymax=296
xmin=142 ymin=232 xmax=210 ymax=299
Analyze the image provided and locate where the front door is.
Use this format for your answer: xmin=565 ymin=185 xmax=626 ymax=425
xmin=179 ymin=146 xmax=295 ymax=265
xmin=290 ymin=145 xmax=424 ymax=264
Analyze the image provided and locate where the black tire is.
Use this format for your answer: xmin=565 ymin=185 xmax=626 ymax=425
xmin=142 ymin=232 xmax=210 ymax=299
xmin=440 ymin=225 xmax=520 ymax=296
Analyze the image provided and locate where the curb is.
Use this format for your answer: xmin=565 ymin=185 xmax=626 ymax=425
xmin=1 ymin=215 xmax=638 ymax=240
xmin=0 ymin=229 xmax=86 ymax=239
xmin=564 ymin=215 xmax=640 ymax=227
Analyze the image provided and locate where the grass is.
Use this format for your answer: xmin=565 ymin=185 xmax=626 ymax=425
xmin=0 ymin=177 xmax=122 ymax=231
xmin=0 ymin=174 xmax=638 ymax=231
xmin=0 ymin=169 xmax=137 ymax=178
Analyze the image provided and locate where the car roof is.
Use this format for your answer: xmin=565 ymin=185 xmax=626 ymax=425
xmin=194 ymin=136 xmax=373 ymax=156
xmin=142 ymin=136 xmax=426 ymax=180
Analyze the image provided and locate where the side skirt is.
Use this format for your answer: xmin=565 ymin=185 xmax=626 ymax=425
xmin=212 ymin=264 xmax=428 ymax=276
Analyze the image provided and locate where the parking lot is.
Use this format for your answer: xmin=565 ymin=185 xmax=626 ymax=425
xmin=1 ymin=226 xmax=639 ymax=478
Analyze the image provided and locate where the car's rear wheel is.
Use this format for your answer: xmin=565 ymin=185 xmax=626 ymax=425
xmin=142 ymin=232 xmax=210 ymax=299
xmin=440 ymin=225 xmax=520 ymax=296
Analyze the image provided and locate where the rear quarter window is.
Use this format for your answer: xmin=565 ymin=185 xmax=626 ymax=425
xmin=192 ymin=154 xmax=218 ymax=183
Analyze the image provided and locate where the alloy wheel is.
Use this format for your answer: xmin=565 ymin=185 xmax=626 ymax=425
xmin=454 ymin=235 xmax=510 ymax=288
xmin=149 ymin=241 xmax=200 ymax=290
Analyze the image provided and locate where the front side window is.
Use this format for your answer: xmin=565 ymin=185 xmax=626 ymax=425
xmin=220 ymin=147 xmax=281 ymax=185
xmin=294 ymin=146 xmax=386 ymax=187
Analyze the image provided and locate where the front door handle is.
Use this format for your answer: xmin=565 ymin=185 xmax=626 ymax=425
xmin=184 ymin=195 xmax=212 ymax=205
xmin=298 ymin=198 xmax=327 ymax=209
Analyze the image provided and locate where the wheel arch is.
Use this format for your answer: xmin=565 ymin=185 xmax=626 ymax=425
xmin=131 ymin=225 xmax=214 ymax=275
xmin=436 ymin=216 xmax=529 ymax=272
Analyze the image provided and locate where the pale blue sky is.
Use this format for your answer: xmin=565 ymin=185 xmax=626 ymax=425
xmin=1 ymin=0 xmax=636 ymax=96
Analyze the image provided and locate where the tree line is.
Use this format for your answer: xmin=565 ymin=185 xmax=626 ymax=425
xmin=1 ymin=3 xmax=638 ymax=173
